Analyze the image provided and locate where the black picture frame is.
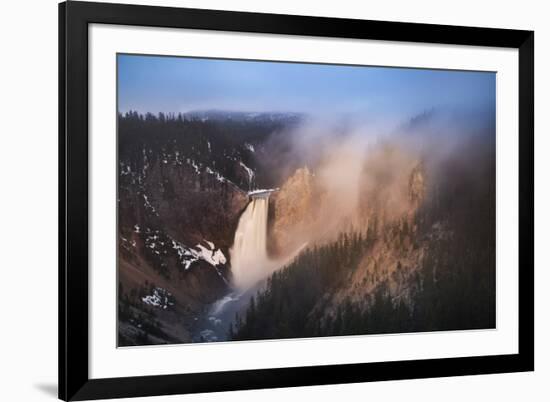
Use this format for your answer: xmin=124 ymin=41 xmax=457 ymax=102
xmin=59 ymin=1 xmax=534 ymax=400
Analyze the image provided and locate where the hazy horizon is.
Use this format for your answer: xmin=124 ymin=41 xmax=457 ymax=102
xmin=118 ymin=54 xmax=496 ymax=123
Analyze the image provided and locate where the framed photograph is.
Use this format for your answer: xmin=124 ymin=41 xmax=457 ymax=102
xmin=59 ymin=1 xmax=534 ymax=400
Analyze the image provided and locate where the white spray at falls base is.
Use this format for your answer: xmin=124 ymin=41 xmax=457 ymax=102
xmin=230 ymin=191 xmax=276 ymax=290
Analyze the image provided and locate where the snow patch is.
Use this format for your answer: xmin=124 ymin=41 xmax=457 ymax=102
xmin=196 ymin=244 xmax=227 ymax=266
xmin=205 ymin=167 xmax=227 ymax=183
xmin=141 ymin=287 xmax=174 ymax=310
xmin=120 ymin=163 xmax=131 ymax=176
xmin=186 ymin=158 xmax=200 ymax=174
xmin=120 ymin=236 xmax=136 ymax=248
xmin=173 ymin=151 xmax=184 ymax=166
xmin=171 ymin=239 xmax=226 ymax=270
xmin=239 ymin=161 xmax=255 ymax=185
xmin=143 ymin=194 xmax=158 ymax=215
xmin=172 ymin=240 xmax=199 ymax=269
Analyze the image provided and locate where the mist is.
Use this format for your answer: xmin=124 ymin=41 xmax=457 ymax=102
xmin=262 ymin=106 xmax=495 ymax=262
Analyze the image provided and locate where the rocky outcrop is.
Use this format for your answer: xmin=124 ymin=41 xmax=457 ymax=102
xmin=315 ymin=159 xmax=430 ymax=321
xmin=268 ymin=167 xmax=317 ymax=257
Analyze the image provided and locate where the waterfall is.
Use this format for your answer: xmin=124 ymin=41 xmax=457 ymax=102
xmin=230 ymin=193 xmax=272 ymax=290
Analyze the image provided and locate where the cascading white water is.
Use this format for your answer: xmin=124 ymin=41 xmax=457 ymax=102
xmin=230 ymin=193 xmax=272 ymax=290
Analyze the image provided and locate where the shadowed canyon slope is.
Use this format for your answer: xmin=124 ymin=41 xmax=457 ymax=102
xmin=117 ymin=110 xmax=496 ymax=345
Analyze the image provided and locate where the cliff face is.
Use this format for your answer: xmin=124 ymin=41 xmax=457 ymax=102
xmin=265 ymin=145 xmax=430 ymax=326
xmin=139 ymin=155 xmax=249 ymax=249
xmin=354 ymin=150 xmax=426 ymax=302
xmin=319 ymin=160 xmax=430 ymax=320
xmin=268 ymin=167 xmax=317 ymax=257
xmin=268 ymin=143 xmax=427 ymax=254
xmin=232 ymin=144 xmax=495 ymax=340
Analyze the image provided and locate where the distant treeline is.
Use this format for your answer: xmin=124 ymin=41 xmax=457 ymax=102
xmin=118 ymin=111 xmax=300 ymax=189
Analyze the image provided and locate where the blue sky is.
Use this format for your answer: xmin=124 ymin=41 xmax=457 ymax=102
xmin=118 ymin=54 xmax=495 ymax=121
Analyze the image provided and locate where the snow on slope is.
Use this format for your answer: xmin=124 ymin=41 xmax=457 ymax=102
xmin=141 ymin=287 xmax=175 ymax=309
xmin=239 ymin=161 xmax=255 ymax=186
xmin=172 ymin=239 xmax=227 ymax=270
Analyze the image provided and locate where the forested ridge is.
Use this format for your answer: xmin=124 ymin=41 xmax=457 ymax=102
xmin=119 ymin=111 xmax=301 ymax=190
xmin=116 ymin=110 xmax=496 ymax=345
xmin=231 ymin=142 xmax=496 ymax=340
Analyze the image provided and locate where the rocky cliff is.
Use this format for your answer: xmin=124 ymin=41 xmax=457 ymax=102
xmin=318 ymin=158 xmax=430 ymax=321
xmin=232 ymin=136 xmax=495 ymax=340
xmin=268 ymin=167 xmax=317 ymax=257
